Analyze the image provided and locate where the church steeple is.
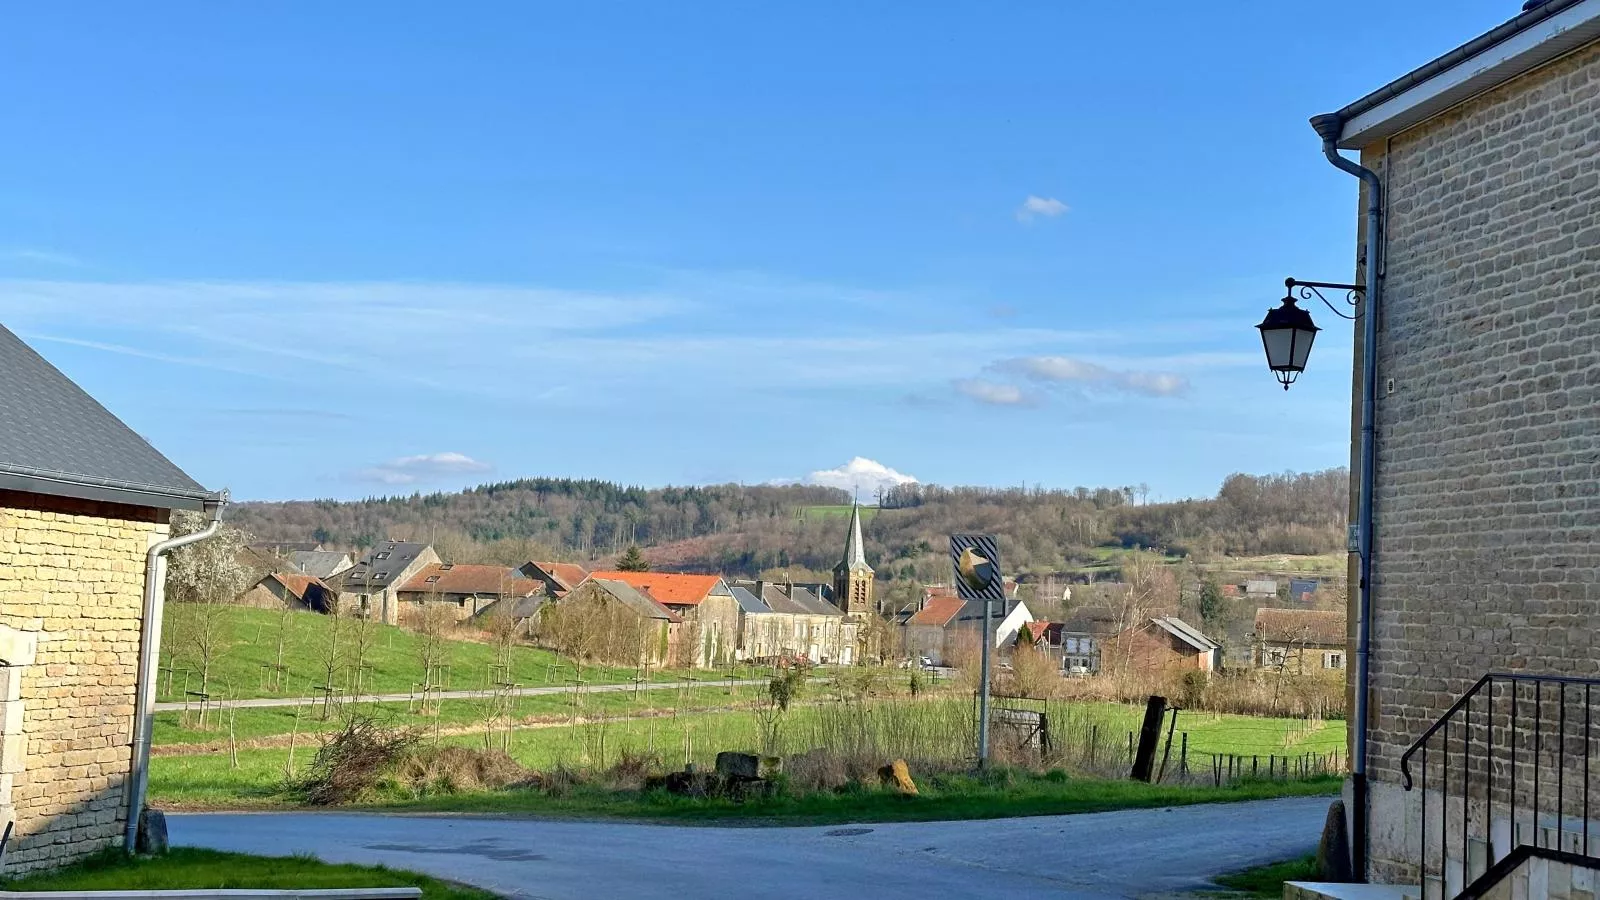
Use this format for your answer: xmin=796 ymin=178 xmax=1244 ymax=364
xmin=833 ymin=503 xmax=874 ymax=615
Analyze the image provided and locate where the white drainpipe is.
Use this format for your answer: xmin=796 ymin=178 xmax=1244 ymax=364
xmin=124 ymin=490 xmax=229 ymax=853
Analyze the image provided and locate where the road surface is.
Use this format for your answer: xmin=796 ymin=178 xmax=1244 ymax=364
xmin=171 ymin=796 xmax=1329 ymax=899
xmin=155 ymin=678 xmax=766 ymax=712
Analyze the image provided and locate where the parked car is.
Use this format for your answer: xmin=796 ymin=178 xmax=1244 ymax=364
xmin=1065 ymin=664 xmax=1091 ymax=677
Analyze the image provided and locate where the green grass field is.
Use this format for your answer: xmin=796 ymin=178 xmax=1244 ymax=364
xmin=149 ymin=696 xmax=1344 ymax=809
xmin=0 ymin=848 xmax=493 ymax=899
xmin=155 ymin=682 xmax=768 ymax=746
xmin=796 ymin=505 xmax=881 ymax=522
xmin=158 ymin=605 xmax=698 ymax=704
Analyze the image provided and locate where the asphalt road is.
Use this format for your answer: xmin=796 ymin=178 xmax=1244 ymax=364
xmin=170 ymin=796 xmax=1330 ymax=899
xmin=154 ymin=678 xmax=767 ymax=711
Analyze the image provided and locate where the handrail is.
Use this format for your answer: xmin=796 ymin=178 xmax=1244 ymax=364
xmin=1454 ymin=843 xmax=1600 ymax=900
xmin=1399 ymin=672 xmax=1600 ymax=790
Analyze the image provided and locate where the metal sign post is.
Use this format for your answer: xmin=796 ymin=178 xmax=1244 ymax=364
xmin=951 ymin=533 xmax=1004 ymax=768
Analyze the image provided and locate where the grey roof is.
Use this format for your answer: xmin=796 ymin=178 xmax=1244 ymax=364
xmin=1152 ymin=616 xmax=1220 ymax=653
xmin=0 ymin=323 xmax=212 ymax=509
xmin=1058 ymin=605 xmax=1119 ymax=635
xmin=786 ymin=586 xmax=843 ymax=617
xmin=731 ymin=586 xmax=773 ymax=615
xmin=287 ymin=550 xmax=353 ymax=579
xmin=734 ymin=581 xmax=844 ymax=617
xmin=834 ymin=503 xmax=872 ymax=574
xmin=473 ymin=594 xmax=546 ymax=622
xmin=341 ymin=540 xmax=430 ymax=588
xmin=592 ymin=579 xmax=680 ymax=621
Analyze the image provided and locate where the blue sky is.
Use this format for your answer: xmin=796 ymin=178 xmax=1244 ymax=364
xmin=0 ymin=1 xmax=1516 ymax=501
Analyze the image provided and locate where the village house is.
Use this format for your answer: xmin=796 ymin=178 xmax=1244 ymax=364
xmin=551 ymin=578 xmax=685 ymax=668
xmin=1251 ymin=608 xmax=1344 ymax=672
xmin=1303 ymin=3 xmax=1600 ymax=891
xmin=731 ymin=580 xmax=856 ymax=665
xmin=1100 ymin=616 xmax=1219 ymax=675
xmin=585 ymin=571 xmax=740 ymax=668
xmin=517 ymin=560 xmax=590 ymax=599
xmin=395 ymin=563 xmax=540 ymax=624
xmin=0 ymin=323 xmax=222 ymax=872
xmin=285 ymin=549 xmax=353 ymax=580
xmin=236 ymin=571 xmax=337 ymax=614
xmin=901 ymin=585 xmax=1036 ymax=667
xmin=334 ymin=540 xmax=439 ymax=624
xmin=1054 ymin=605 xmax=1120 ymax=674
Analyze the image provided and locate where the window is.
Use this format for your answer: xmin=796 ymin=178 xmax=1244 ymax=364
xmin=375 ymin=551 xmax=391 ymax=560
xmin=440 ymin=563 xmax=455 ymax=571
xmin=1065 ymin=637 xmax=1079 ymax=653
xmin=1325 ymin=652 xmax=1345 ymax=669
xmin=374 ymin=571 xmax=388 ymax=580
xmin=425 ymin=575 xmax=440 ymax=583
xmin=1266 ymin=647 xmax=1287 ymax=667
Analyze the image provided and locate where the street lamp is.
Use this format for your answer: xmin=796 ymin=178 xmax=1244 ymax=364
xmin=1257 ymin=278 xmax=1363 ymax=389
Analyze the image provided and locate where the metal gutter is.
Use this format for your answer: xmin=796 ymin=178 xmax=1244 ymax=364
xmin=0 ymin=464 xmax=212 ymax=511
xmin=1335 ymin=0 xmax=1600 ymax=148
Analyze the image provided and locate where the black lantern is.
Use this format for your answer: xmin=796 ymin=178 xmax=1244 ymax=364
xmin=1257 ymin=294 xmax=1320 ymax=390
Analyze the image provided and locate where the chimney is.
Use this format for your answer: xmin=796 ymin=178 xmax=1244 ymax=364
xmin=755 ymin=580 xmax=769 ymax=602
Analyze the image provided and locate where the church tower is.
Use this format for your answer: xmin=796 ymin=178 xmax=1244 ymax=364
xmin=832 ymin=503 xmax=875 ymax=615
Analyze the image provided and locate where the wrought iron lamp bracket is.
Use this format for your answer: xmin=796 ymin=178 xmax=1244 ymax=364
xmin=1285 ymin=278 xmax=1363 ymax=320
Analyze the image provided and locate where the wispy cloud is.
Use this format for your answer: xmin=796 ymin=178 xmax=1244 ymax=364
xmin=352 ymin=451 xmax=493 ymax=485
xmin=953 ymin=378 xmax=1033 ymax=406
xmin=4 ymin=248 xmax=82 ymax=267
xmin=995 ymin=355 xmax=1190 ymax=397
xmin=803 ymin=457 xmax=918 ymax=497
xmin=1016 ymin=195 xmax=1068 ymax=223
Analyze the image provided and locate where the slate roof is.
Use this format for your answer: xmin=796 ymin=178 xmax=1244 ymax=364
xmin=590 ymin=579 xmax=682 ymax=623
xmin=1151 ymin=616 xmax=1220 ymax=652
xmin=834 ymin=503 xmax=873 ymax=573
xmin=341 ymin=540 xmax=431 ymax=588
xmin=0 ymin=323 xmax=213 ymax=509
xmin=287 ymin=550 xmax=353 ymax=579
xmin=1254 ymin=608 xmax=1345 ymax=646
xmin=732 ymin=581 xmax=844 ymax=617
xmin=731 ymin=586 xmax=773 ymax=615
xmin=472 ymin=594 xmax=546 ymax=623
xmin=588 ymin=571 xmax=725 ymax=606
xmin=399 ymin=564 xmax=537 ymax=596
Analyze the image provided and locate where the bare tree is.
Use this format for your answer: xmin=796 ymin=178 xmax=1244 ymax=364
xmin=414 ymin=601 xmax=454 ymax=715
xmin=316 ymin=602 xmax=351 ymax=720
xmin=165 ymin=511 xmax=252 ymax=727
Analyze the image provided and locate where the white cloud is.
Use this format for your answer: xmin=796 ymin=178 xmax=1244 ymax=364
xmin=953 ymin=378 xmax=1031 ymax=406
xmin=4 ymin=248 xmax=82 ymax=267
xmin=353 ymin=451 xmax=493 ymax=485
xmin=995 ymin=355 xmax=1190 ymax=397
xmin=1016 ymin=195 xmax=1068 ymax=222
xmin=804 ymin=457 xmax=919 ymax=497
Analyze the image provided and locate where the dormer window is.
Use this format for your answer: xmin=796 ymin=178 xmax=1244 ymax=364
xmin=375 ymin=552 xmax=391 ymax=560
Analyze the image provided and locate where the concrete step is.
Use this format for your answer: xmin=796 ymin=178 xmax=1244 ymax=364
xmin=1286 ymin=883 xmax=1420 ymax=900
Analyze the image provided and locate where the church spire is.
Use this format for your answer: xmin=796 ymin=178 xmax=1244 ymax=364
xmin=842 ymin=502 xmax=871 ymax=572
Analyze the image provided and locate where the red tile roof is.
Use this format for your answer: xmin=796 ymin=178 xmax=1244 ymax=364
xmin=399 ymin=564 xmax=538 ymax=596
xmin=273 ymin=573 xmax=329 ymax=601
xmin=531 ymin=561 xmax=590 ymax=592
xmin=907 ymin=595 xmax=964 ymax=627
xmin=1022 ymin=621 xmax=1055 ymax=643
xmin=1254 ymin=608 xmax=1345 ymax=646
xmin=588 ymin=571 xmax=723 ymax=606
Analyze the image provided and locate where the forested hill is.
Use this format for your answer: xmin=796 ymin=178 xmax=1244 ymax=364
xmin=229 ymin=469 xmax=1349 ymax=582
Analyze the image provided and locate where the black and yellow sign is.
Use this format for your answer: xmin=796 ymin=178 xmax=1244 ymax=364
xmin=950 ymin=533 xmax=1004 ymax=602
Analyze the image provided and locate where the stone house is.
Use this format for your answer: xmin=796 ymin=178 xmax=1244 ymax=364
xmin=1308 ymin=2 xmax=1600 ymax=892
xmin=334 ymin=540 xmax=439 ymax=624
xmin=394 ymin=563 xmax=539 ymax=625
xmin=1251 ymin=608 xmax=1345 ymax=672
xmin=901 ymin=588 xmax=1036 ymax=667
xmin=731 ymin=581 xmax=857 ymax=665
xmin=285 ymin=550 xmax=353 ymax=580
xmin=545 ymin=578 xmax=684 ymax=668
xmin=585 ymin=571 xmax=739 ymax=668
xmin=235 ymin=572 xmax=336 ymax=614
xmin=0 ymin=323 xmax=221 ymax=873
xmin=1100 ymin=616 xmax=1219 ymax=675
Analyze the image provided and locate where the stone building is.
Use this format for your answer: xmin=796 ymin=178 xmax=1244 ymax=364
xmin=731 ymin=580 xmax=856 ymax=665
xmin=585 ymin=571 xmax=740 ymax=668
xmin=0 ymin=323 xmax=220 ymax=872
xmin=236 ymin=572 xmax=336 ymax=613
xmin=334 ymin=540 xmax=439 ymax=624
xmin=1251 ymin=608 xmax=1344 ymax=672
xmin=394 ymin=563 xmax=539 ymax=624
xmin=1099 ymin=616 xmax=1219 ymax=675
xmin=1310 ymin=2 xmax=1600 ymax=892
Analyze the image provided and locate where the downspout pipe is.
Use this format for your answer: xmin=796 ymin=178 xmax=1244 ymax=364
xmin=1311 ymin=111 xmax=1381 ymax=882
xmin=124 ymin=489 xmax=229 ymax=854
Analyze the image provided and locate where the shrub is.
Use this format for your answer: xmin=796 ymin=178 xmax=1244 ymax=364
xmin=291 ymin=714 xmax=418 ymax=805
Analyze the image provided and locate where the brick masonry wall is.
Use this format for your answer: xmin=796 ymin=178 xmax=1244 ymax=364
xmin=1357 ymin=40 xmax=1600 ymax=880
xmin=0 ymin=490 xmax=167 ymax=874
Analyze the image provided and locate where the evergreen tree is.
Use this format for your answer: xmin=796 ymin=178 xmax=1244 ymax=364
xmin=1199 ymin=574 xmax=1225 ymax=630
xmin=617 ymin=545 xmax=650 ymax=572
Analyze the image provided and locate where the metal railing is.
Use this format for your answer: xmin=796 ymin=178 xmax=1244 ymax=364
xmin=1401 ymin=673 xmax=1600 ymax=900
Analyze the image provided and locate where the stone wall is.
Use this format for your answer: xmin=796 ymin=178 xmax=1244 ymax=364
xmin=1355 ymin=38 xmax=1600 ymax=881
xmin=0 ymin=490 xmax=167 ymax=874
